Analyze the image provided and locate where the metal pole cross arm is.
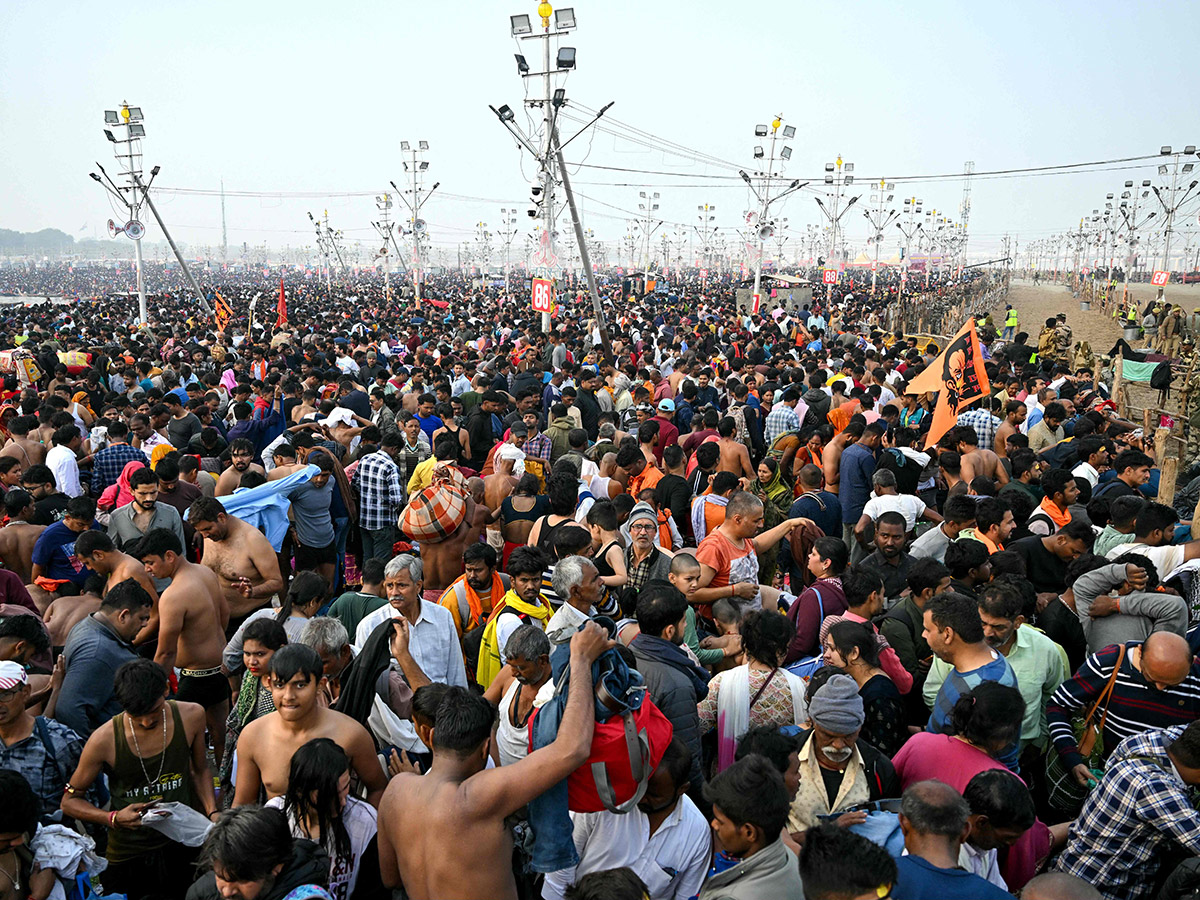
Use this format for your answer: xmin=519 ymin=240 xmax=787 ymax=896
xmin=132 ymin=174 xmax=213 ymax=316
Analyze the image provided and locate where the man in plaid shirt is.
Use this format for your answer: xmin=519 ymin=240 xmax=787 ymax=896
xmin=1056 ymin=722 xmax=1200 ymax=900
xmin=353 ymin=431 xmax=405 ymax=563
xmin=956 ymin=404 xmax=1002 ymax=453
xmin=90 ymin=421 xmax=150 ymax=495
xmin=764 ymin=389 xmax=802 ymax=447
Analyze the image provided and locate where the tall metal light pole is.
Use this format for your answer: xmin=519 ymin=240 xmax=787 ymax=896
xmin=1151 ymin=145 xmax=1200 ymax=296
xmin=636 ymin=191 xmax=662 ymax=273
xmin=372 ymin=193 xmax=394 ymax=300
xmin=93 ymin=103 xmax=210 ymax=322
xmin=391 ymin=142 xmax=437 ymax=303
xmin=1117 ymin=179 xmax=1156 ymax=298
xmin=498 ymin=208 xmax=519 ymax=290
xmin=740 ymin=117 xmax=803 ymax=310
xmin=864 ymin=180 xmax=897 ymax=296
xmin=815 ymin=154 xmax=860 ymax=303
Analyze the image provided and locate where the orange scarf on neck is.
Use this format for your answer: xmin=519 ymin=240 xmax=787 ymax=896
xmin=1037 ymin=497 xmax=1072 ymax=529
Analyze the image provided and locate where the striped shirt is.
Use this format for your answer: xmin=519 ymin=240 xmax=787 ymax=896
xmin=927 ymin=651 xmax=1020 ymax=770
xmin=1046 ymin=641 xmax=1200 ymax=771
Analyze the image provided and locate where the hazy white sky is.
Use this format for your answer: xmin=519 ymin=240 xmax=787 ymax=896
xmin=3 ymin=0 xmax=1199 ymax=264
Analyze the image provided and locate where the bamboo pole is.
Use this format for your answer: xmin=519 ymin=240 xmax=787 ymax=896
xmin=1158 ymin=454 xmax=1178 ymax=506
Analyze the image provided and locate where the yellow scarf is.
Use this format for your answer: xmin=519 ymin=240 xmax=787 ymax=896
xmin=475 ymin=589 xmax=552 ymax=688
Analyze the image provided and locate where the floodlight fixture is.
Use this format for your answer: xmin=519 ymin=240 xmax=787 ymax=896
xmin=420 ymin=161 xmax=429 ymax=171
xmin=104 ymin=110 xmax=119 ymax=124
xmin=782 ymin=125 xmax=796 ymax=139
xmin=401 ymin=141 xmax=411 ymax=151
xmin=825 ymin=163 xmax=835 ymax=172
xmin=1159 ymin=165 xmax=1169 ymax=176
xmin=1184 ymin=163 xmax=1195 ymax=174
xmin=497 ymin=104 xmax=515 ymax=122
xmin=128 ymin=123 xmax=145 ymax=138
xmin=754 ymin=124 xmax=768 ymax=137
xmin=1187 ymin=145 xmax=1197 ymax=155
xmin=552 ymin=88 xmax=566 ymax=106
xmin=1143 ymin=180 xmax=1152 ymax=187
xmin=554 ymin=7 xmax=575 ymax=29
xmin=844 ymin=163 xmax=854 ymax=172
xmin=104 ymin=129 xmax=116 ymax=143
xmin=126 ymin=107 xmax=143 ymax=122
xmin=511 ymin=14 xmax=532 ymax=34
xmin=419 ymin=141 xmax=429 ymax=150
xmin=515 ymin=54 xmax=530 ymax=74
xmin=844 ymin=176 xmax=854 ymax=185
xmin=754 ymin=146 xmax=764 ymax=159
xmin=1161 ymin=145 xmax=1172 ymax=155
xmin=824 ymin=175 xmax=834 ymax=184
xmin=781 ymin=146 xmax=792 ymax=160
xmin=556 ymin=47 xmax=576 ymax=69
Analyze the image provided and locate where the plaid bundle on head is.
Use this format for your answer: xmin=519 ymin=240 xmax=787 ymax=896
xmin=400 ymin=465 xmax=469 ymax=542
xmin=0 ymin=660 xmax=27 ymax=691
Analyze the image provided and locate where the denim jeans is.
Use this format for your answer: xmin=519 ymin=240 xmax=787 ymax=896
xmin=361 ymin=525 xmax=397 ymax=564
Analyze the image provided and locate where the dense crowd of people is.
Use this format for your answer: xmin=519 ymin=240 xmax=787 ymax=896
xmin=0 ymin=260 xmax=1190 ymax=900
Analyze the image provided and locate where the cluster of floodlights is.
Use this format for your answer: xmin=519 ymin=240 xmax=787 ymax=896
xmin=752 ymin=121 xmax=796 ymax=161
xmin=102 ymin=105 xmax=144 ymax=142
xmin=512 ymin=4 xmax=576 ymax=74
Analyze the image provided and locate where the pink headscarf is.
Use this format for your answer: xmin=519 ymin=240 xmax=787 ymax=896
xmin=99 ymin=460 xmax=145 ymax=512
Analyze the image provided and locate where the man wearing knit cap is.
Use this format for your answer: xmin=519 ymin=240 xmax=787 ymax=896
xmin=624 ymin=501 xmax=673 ymax=590
xmin=789 ymin=673 xmax=900 ymax=832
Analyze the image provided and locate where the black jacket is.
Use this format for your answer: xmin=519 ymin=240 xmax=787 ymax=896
xmin=630 ymin=635 xmax=708 ymax=791
xmin=187 ymin=840 xmax=330 ymax=900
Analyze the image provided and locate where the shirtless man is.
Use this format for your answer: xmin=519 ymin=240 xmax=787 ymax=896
xmin=215 ymin=438 xmax=265 ymax=497
xmin=957 ymin=426 xmax=1010 ymax=486
xmin=822 ymin=420 xmax=864 ymax=495
xmin=137 ymin=527 xmax=231 ymax=764
xmin=483 ymin=455 xmax=518 ymax=513
xmin=993 ymin=401 xmax=1027 ymax=458
xmin=378 ymin=622 xmax=613 ymax=900
xmin=463 ymin=477 xmax=491 ymax=547
xmin=233 ymin=643 xmax=388 ymax=807
xmin=419 ymin=490 xmax=481 ymax=593
xmin=187 ymin=496 xmax=284 ymax=631
xmin=716 ymin=416 xmax=753 ymax=481
xmin=0 ymin=416 xmax=45 ymax=472
xmin=0 ymin=490 xmax=45 ymax=584
xmin=74 ymin=531 xmax=161 ymax=646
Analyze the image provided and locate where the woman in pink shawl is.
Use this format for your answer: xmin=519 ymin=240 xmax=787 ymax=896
xmin=99 ymin=460 xmax=144 ymax=512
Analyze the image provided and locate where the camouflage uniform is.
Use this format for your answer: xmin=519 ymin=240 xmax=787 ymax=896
xmin=1054 ymin=320 xmax=1073 ymax=358
xmin=1182 ymin=342 xmax=1200 ymax=462
xmin=1037 ymin=326 xmax=1058 ymax=361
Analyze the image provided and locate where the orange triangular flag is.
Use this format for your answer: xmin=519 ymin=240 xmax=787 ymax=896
xmin=905 ymin=319 xmax=990 ymax=449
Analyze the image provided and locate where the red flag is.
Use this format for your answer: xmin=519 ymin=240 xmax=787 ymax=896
xmin=905 ymin=319 xmax=990 ymax=449
xmin=275 ymin=276 xmax=287 ymax=328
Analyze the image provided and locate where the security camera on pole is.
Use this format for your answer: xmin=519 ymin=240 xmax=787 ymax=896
xmin=93 ymin=102 xmax=211 ymax=324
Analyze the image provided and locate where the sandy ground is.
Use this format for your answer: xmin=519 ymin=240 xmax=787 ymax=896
xmin=997 ymin=279 xmax=1200 ymax=351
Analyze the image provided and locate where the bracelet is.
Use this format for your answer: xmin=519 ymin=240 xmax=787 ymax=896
xmin=1115 ymin=597 xmax=1121 ymax=613
xmin=63 ymin=783 xmax=81 ymax=797
xmin=109 ymin=810 xmax=117 ymax=828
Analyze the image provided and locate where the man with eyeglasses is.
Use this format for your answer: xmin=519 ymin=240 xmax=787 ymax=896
xmin=625 ymin=503 xmax=674 ymax=591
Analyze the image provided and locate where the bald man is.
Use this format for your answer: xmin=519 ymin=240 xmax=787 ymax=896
xmin=1047 ymin=631 xmax=1200 ymax=790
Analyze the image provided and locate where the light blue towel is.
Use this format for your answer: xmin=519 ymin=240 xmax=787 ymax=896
xmin=186 ymin=464 xmax=316 ymax=550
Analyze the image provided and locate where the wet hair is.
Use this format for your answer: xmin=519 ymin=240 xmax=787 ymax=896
xmin=0 ymin=614 xmax=49 ymax=655
xmin=506 ymin=546 xmax=547 ymax=579
xmin=113 ymin=657 xmax=169 ymax=716
xmin=200 ymin=806 xmax=294 ymax=883
xmin=282 ymin=738 xmax=353 ymax=860
xmin=267 ymin=643 xmax=323 ymax=684
xmin=100 ymin=578 xmax=153 ymax=614
xmin=703 ymin=754 xmax=790 ymax=841
xmin=2 ymin=490 xmax=32 ymax=518
xmin=243 ymin=616 xmax=288 ymax=653
xmin=432 ymin=686 xmax=498 ymax=758
xmin=134 ymin=527 xmax=184 ymax=560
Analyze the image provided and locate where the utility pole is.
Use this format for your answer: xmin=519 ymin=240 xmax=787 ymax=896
xmin=498 ymin=208 xmax=519 ymax=292
xmin=93 ymin=103 xmax=211 ymax=322
xmin=496 ymin=3 xmax=615 ymax=348
xmin=739 ymin=117 xmax=803 ymax=312
xmin=895 ymin=196 xmax=923 ymax=308
xmin=864 ymin=180 xmax=897 ymax=296
xmin=815 ymin=154 xmax=859 ymax=304
xmin=372 ymin=193 xmax=394 ymax=300
xmin=220 ymin=178 xmax=228 ymax=263
xmin=390 ymin=142 xmax=437 ymax=304
xmin=959 ymin=161 xmax=974 ymax=269
xmin=1151 ymin=145 xmax=1199 ymax=299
